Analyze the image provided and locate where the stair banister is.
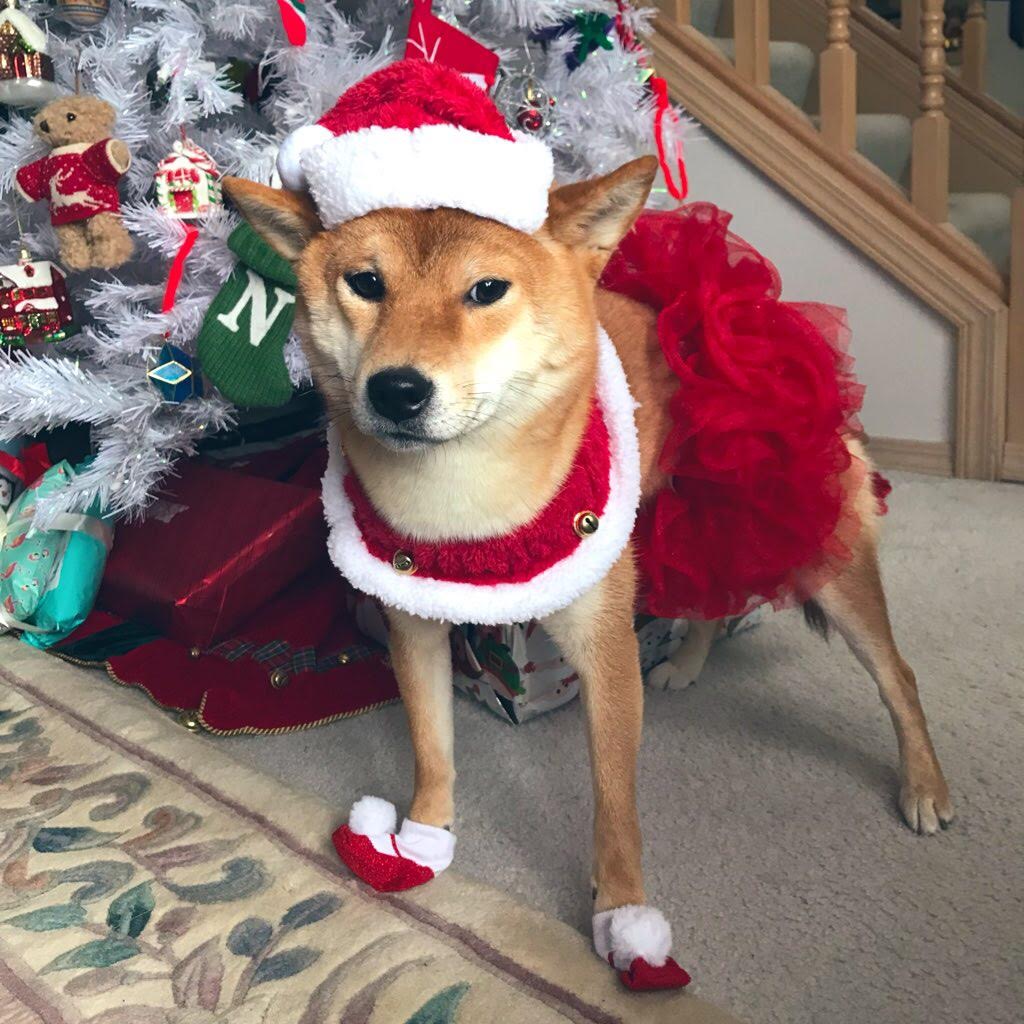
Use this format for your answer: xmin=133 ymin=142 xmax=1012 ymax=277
xmin=820 ymin=0 xmax=858 ymax=151
xmin=910 ymin=0 xmax=950 ymax=222
xmin=1008 ymin=189 xmax=1024 ymax=468
xmin=962 ymin=0 xmax=988 ymax=93
xmin=734 ymin=0 xmax=771 ymax=84
xmin=901 ymin=0 xmax=921 ymax=49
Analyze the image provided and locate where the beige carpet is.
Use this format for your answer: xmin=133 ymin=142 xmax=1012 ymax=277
xmin=0 ymin=642 xmax=735 ymax=1024
xmin=214 ymin=472 xmax=1024 ymax=1024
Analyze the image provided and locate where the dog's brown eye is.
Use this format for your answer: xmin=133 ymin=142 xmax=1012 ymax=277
xmin=467 ymin=279 xmax=510 ymax=306
xmin=345 ymin=271 xmax=385 ymax=302
xmin=66 ymin=112 xmax=76 ymax=122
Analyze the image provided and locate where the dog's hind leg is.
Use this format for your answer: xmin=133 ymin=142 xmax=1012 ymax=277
xmin=332 ymin=610 xmax=457 ymax=891
xmin=646 ymin=618 xmax=721 ymax=691
xmin=544 ymin=551 xmax=691 ymax=990
xmin=811 ymin=536 xmax=954 ymax=835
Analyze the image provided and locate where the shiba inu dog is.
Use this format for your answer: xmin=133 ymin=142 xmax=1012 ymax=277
xmin=222 ymin=57 xmax=952 ymax=992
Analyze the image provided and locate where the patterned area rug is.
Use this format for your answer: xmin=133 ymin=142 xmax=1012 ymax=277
xmin=0 ymin=639 xmax=737 ymax=1024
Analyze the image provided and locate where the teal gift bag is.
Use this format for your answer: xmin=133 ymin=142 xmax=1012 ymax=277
xmin=0 ymin=460 xmax=113 ymax=648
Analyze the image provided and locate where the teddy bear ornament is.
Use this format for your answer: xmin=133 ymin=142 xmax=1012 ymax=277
xmin=15 ymin=95 xmax=133 ymax=271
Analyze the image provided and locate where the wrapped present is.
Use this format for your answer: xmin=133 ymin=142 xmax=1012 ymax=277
xmin=351 ymin=591 xmax=768 ymax=724
xmin=0 ymin=459 xmax=113 ymax=646
xmin=98 ymin=459 xmax=326 ymax=647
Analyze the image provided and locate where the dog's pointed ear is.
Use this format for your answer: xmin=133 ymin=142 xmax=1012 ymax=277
xmin=544 ymin=156 xmax=657 ymax=270
xmin=222 ymin=176 xmax=322 ymax=262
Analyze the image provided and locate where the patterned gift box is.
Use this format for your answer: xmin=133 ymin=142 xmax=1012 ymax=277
xmin=350 ymin=592 xmax=766 ymax=725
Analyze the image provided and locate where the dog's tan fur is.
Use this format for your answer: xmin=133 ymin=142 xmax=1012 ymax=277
xmin=224 ymin=160 xmax=952 ymax=917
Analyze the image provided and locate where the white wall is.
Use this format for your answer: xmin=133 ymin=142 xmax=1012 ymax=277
xmin=681 ymin=128 xmax=956 ymax=444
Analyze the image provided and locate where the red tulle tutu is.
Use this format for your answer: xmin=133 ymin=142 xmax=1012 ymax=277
xmin=601 ymin=204 xmax=870 ymax=620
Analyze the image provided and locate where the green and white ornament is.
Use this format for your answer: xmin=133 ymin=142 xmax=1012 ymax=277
xmin=196 ymin=222 xmax=297 ymax=409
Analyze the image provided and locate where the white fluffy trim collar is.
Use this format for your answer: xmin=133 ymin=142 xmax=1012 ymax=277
xmin=321 ymin=327 xmax=641 ymax=625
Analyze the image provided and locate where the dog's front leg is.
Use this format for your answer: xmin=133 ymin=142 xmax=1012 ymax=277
xmin=386 ymin=608 xmax=456 ymax=828
xmin=332 ymin=609 xmax=457 ymax=892
xmin=543 ymin=550 xmax=691 ymax=991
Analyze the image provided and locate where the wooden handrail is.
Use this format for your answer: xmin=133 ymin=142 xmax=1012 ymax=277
xmin=820 ymin=0 xmax=857 ymax=151
xmin=734 ymin=0 xmax=771 ymax=84
xmin=910 ymin=0 xmax=950 ymax=222
xmin=961 ymin=0 xmax=987 ymax=93
xmin=657 ymin=0 xmax=692 ymax=23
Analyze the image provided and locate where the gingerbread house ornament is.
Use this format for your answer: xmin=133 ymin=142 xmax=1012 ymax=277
xmin=0 ymin=253 xmax=75 ymax=346
xmin=154 ymin=138 xmax=223 ymax=219
xmin=0 ymin=0 xmax=62 ymax=108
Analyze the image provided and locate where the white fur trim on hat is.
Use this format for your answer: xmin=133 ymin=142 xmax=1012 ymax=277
xmin=321 ymin=327 xmax=641 ymax=625
xmin=299 ymin=123 xmax=555 ymax=233
xmin=348 ymin=795 xmax=397 ymax=836
xmin=277 ymin=123 xmax=334 ymax=191
xmin=592 ymin=905 xmax=673 ymax=970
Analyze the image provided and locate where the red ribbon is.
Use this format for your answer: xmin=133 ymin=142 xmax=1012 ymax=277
xmin=651 ymin=76 xmax=688 ymax=202
xmin=0 ymin=443 xmax=52 ymax=488
xmin=161 ymin=225 xmax=200 ymax=316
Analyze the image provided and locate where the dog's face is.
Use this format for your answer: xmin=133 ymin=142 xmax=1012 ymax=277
xmin=224 ymin=157 xmax=656 ymax=453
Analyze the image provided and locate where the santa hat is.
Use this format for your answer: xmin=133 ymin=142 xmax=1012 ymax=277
xmin=276 ymin=60 xmax=555 ymax=234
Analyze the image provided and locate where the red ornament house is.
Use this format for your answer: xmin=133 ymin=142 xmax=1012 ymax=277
xmin=0 ymin=255 xmax=75 ymax=346
xmin=154 ymin=139 xmax=222 ymax=219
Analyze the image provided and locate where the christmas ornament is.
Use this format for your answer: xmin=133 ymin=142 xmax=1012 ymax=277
xmin=0 ymin=0 xmax=61 ymax=108
xmin=275 ymin=0 xmax=307 ymax=46
xmin=514 ymin=77 xmax=555 ymax=135
xmin=530 ymin=11 xmax=615 ymax=72
xmin=405 ymin=0 xmax=498 ymax=89
xmin=154 ymin=137 xmax=222 ymax=219
xmin=651 ymin=76 xmax=688 ymax=201
xmin=196 ymin=221 xmax=297 ymax=409
xmin=0 ymin=251 xmax=75 ymax=346
xmin=148 ymin=342 xmax=203 ymax=403
xmin=15 ymin=95 xmax=133 ymax=270
xmin=56 ymin=0 xmax=109 ymax=28
xmin=572 ymin=12 xmax=615 ymax=67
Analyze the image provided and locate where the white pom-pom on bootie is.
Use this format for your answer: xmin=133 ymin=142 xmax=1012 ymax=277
xmin=593 ymin=904 xmax=691 ymax=991
xmin=332 ymin=795 xmax=455 ymax=893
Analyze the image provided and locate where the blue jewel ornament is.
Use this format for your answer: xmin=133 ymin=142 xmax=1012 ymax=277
xmin=148 ymin=342 xmax=203 ymax=403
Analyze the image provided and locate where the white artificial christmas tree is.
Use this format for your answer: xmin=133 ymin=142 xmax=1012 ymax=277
xmin=0 ymin=0 xmax=684 ymax=523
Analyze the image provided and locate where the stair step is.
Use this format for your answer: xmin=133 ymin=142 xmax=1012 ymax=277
xmin=711 ymin=38 xmax=815 ymax=108
xmin=810 ymin=112 xmax=912 ymax=184
xmin=948 ymin=192 xmax=1012 ymax=274
xmin=691 ymin=0 xmax=723 ymax=36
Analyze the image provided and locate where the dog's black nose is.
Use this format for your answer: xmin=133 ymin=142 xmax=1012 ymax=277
xmin=366 ymin=367 xmax=434 ymax=423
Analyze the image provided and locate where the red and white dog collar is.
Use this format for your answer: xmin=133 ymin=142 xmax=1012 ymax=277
xmin=322 ymin=328 xmax=641 ymax=624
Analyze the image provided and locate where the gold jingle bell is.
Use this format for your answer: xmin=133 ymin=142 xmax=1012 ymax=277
xmin=573 ymin=510 xmax=600 ymax=538
xmin=392 ymin=550 xmax=416 ymax=574
xmin=269 ymin=668 xmax=289 ymax=689
xmin=178 ymin=710 xmax=201 ymax=732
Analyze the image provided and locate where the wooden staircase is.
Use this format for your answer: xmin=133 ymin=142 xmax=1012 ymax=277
xmin=651 ymin=0 xmax=1023 ymax=480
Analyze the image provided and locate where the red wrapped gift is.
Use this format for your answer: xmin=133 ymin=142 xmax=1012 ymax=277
xmin=99 ymin=460 xmax=326 ymax=646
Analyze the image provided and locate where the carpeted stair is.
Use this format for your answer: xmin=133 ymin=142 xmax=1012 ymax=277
xmin=688 ymin=0 xmax=1013 ymax=273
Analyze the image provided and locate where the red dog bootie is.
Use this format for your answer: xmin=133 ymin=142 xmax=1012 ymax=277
xmin=332 ymin=795 xmax=456 ymax=892
xmin=592 ymin=905 xmax=692 ymax=991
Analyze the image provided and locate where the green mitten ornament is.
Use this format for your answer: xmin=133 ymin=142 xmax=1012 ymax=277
xmin=197 ymin=222 xmax=298 ymax=408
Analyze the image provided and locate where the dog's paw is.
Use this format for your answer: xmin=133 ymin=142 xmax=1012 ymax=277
xmin=899 ymin=777 xmax=955 ymax=835
xmin=645 ymin=660 xmax=696 ymax=692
